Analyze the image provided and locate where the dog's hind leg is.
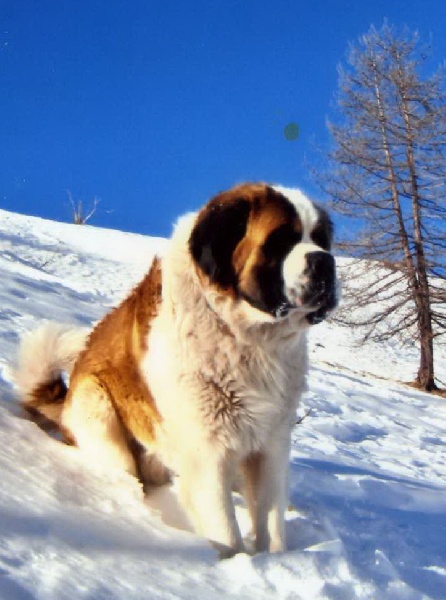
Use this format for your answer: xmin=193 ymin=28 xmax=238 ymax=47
xmin=61 ymin=376 xmax=137 ymax=477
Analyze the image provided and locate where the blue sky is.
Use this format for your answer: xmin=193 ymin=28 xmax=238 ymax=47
xmin=2 ymin=0 xmax=446 ymax=237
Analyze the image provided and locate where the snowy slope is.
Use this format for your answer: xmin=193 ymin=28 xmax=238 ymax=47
xmin=0 ymin=208 xmax=445 ymax=600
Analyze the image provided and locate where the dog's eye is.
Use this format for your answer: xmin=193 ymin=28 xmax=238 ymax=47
xmin=262 ymin=225 xmax=301 ymax=261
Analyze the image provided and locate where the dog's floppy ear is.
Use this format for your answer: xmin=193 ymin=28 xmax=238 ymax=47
xmin=189 ymin=196 xmax=251 ymax=288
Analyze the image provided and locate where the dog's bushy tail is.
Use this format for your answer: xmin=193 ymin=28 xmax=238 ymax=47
xmin=15 ymin=323 xmax=89 ymax=432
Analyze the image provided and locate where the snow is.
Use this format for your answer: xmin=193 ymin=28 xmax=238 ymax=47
xmin=0 ymin=207 xmax=446 ymax=599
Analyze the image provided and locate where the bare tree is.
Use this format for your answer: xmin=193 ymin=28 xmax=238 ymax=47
xmin=67 ymin=190 xmax=100 ymax=225
xmin=320 ymin=22 xmax=446 ymax=391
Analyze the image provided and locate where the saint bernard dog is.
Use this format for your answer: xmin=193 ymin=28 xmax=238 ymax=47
xmin=16 ymin=182 xmax=337 ymax=557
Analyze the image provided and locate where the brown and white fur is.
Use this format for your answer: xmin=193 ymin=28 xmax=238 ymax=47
xmin=15 ymin=183 xmax=337 ymax=556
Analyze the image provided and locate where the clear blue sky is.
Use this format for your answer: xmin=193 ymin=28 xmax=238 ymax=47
xmin=2 ymin=0 xmax=446 ymax=237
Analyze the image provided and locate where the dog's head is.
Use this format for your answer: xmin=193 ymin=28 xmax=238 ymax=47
xmin=189 ymin=183 xmax=338 ymax=326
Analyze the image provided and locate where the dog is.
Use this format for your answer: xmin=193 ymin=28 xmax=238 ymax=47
xmin=15 ymin=182 xmax=337 ymax=556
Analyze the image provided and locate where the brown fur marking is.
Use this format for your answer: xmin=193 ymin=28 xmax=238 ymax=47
xmin=67 ymin=257 xmax=163 ymax=445
xmin=231 ymin=185 xmax=302 ymax=303
xmin=24 ymin=378 xmax=76 ymax=443
xmin=23 ymin=377 xmax=67 ymax=429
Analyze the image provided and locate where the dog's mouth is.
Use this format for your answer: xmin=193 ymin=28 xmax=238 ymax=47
xmin=240 ymin=290 xmax=337 ymax=323
xmin=274 ymin=298 xmax=337 ymax=324
xmin=306 ymin=306 xmax=330 ymax=325
xmin=272 ymin=300 xmax=298 ymax=319
xmin=302 ymin=283 xmax=338 ymax=325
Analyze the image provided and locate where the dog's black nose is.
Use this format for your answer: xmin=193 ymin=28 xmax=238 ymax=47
xmin=303 ymin=251 xmax=337 ymax=322
xmin=306 ymin=251 xmax=335 ymax=281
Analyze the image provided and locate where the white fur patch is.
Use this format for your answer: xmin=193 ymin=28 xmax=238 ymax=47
xmin=282 ymin=241 xmax=327 ymax=305
xmin=15 ymin=322 xmax=89 ymax=399
xmin=272 ymin=185 xmax=319 ymax=227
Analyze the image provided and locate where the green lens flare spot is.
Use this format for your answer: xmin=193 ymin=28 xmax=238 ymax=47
xmin=284 ymin=122 xmax=299 ymax=141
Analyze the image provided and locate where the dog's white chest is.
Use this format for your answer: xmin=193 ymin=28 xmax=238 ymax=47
xmin=142 ymin=312 xmax=307 ymax=459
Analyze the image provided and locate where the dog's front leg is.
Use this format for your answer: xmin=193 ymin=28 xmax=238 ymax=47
xmin=244 ymin=426 xmax=291 ymax=553
xmin=178 ymin=450 xmax=244 ymax=557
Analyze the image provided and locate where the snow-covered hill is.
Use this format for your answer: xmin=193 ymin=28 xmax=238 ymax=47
xmin=0 ymin=208 xmax=445 ymax=600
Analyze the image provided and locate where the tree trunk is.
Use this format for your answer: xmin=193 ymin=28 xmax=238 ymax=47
xmin=398 ymin=72 xmax=437 ymax=392
xmin=416 ymin=302 xmax=436 ymax=391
